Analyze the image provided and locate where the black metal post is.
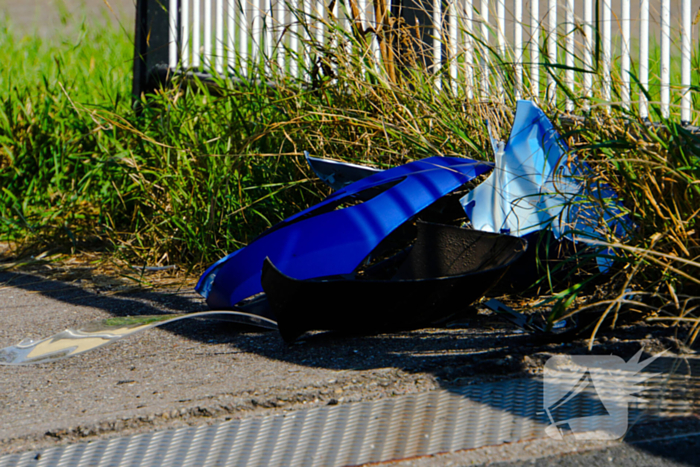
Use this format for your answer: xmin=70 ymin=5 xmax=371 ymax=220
xmin=392 ymin=0 xmax=454 ymax=82
xmin=132 ymin=0 xmax=173 ymax=101
xmin=393 ymin=0 xmax=434 ymax=70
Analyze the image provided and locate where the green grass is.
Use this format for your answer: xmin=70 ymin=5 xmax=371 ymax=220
xmin=0 ymin=20 xmax=133 ymax=245
xmin=0 ymin=17 xmax=330 ymax=267
xmin=0 ymin=13 xmax=500 ymax=268
xmin=0 ymin=8 xmax=699 ymax=345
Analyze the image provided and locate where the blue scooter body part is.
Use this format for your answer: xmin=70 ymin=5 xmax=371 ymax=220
xmin=460 ymin=100 xmax=631 ymax=269
xmin=196 ymin=156 xmax=493 ymax=308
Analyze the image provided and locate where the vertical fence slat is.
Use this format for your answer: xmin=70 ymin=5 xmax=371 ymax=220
xmin=228 ymin=0 xmax=235 ymax=71
xmin=264 ymin=0 xmax=273 ymax=73
xmin=639 ymin=0 xmax=649 ymax=118
xmin=169 ymin=0 xmax=178 ymax=67
xmin=530 ymin=0 xmax=538 ymax=99
xmin=256 ymin=0 xmax=264 ymax=65
xmin=514 ymin=0 xmax=522 ymax=100
xmin=193 ymin=0 xmax=201 ymax=67
xmin=216 ymin=0 xmax=224 ymax=73
xmin=358 ymin=0 xmax=366 ymax=40
xmin=480 ymin=0 xmax=489 ymax=97
xmin=496 ymin=0 xmax=505 ymax=96
xmin=239 ymin=0 xmax=248 ymax=73
xmin=317 ymin=0 xmax=329 ymax=76
xmin=450 ymin=0 xmax=458 ymax=93
xmin=565 ymin=0 xmax=574 ymax=111
xmin=660 ymin=0 xmax=670 ymax=118
xmin=316 ymin=0 xmax=324 ymax=45
xmin=182 ymin=0 xmax=190 ymax=67
xmin=621 ymin=0 xmax=630 ymax=109
xmin=434 ymin=0 xmax=442 ymax=88
xmin=371 ymin=2 xmax=381 ymax=74
xmin=547 ymin=0 xmax=556 ymax=104
xmin=331 ymin=0 xmax=338 ymax=81
xmin=602 ymin=0 xmax=611 ymax=104
xmin=275 ymin=0 xmax=285 ymax=72
xmin=167 ymin=0 xmax=695 ymax=125
xmin=204 ymin=0 xmax=212 ymax=67
xmin=290 ymin=0 xmax=299 ymax=78
xmin=250 ymin=0 xmax=260 ymax=66
xmin=583 ymin=0 xmax=592 ymax=101
xmin=464 ymin=0 xmax=474 ymax=98
xmin=304 ymin=0 xmax=311 ymax=79
xmin=496 ymin=0 xmax=505 ymax=55
xmin=681 ymin=0 xmax=692 ymax=124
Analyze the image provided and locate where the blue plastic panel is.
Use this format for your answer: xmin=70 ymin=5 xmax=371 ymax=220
xmin=461 ymin=100 xmax=630 ymax=245
xmin=197 ymin=156 xmax=493 ymax=308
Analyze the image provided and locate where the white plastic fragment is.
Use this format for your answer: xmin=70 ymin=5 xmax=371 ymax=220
xmin=461 ymin=100 xmax=631 ymax=270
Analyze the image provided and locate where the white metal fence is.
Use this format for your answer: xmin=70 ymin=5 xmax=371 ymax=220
xmin=160 ymin=0 xmax=699 ymax=123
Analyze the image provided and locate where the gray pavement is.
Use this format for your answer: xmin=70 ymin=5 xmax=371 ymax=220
xmin=0 ymin=268 xmax=528 ymax=455
xmin=1 ymin=267 xmax=700 ymax=466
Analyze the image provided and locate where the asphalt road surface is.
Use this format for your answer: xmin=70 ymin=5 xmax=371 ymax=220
xmin=1 ymin=265 xmax=699 ymax=466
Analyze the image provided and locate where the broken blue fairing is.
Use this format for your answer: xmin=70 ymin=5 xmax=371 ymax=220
xmin=196 ymin=156 xmax=493 ymax=308
xmin=461 ymin=100 xmax=631 ymax=267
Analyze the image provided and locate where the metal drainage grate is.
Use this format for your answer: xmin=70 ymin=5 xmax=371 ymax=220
xmin=0 ymin=374 xmax=694 ymax=467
